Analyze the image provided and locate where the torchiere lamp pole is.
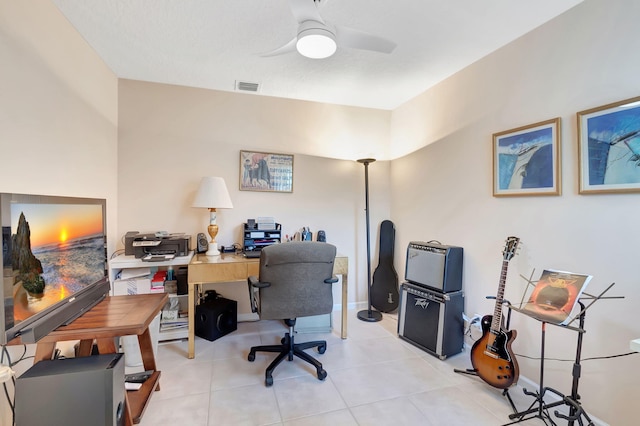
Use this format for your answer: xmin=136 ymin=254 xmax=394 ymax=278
xmin=357 ymin=158 xmax=382 ymax=322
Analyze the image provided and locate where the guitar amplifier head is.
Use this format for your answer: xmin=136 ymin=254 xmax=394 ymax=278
xmin=405 ymin=241 xmax=463 ymax=293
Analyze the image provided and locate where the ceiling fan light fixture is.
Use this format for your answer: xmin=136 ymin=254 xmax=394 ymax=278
xmin=296 ymin=25 xmax=337 ymax=59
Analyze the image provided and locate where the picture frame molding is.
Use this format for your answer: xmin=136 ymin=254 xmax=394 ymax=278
xmin=240 ymin=150 xmax=294 ymax=193
xmin=492 ymin=117 xmax=562 ymax=197
xmin=577 ymin=95 xmax=640 ymax=194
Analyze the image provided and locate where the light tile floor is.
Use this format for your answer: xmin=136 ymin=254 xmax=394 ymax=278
xmin=138 ymin=310 xmax=554 ymax=426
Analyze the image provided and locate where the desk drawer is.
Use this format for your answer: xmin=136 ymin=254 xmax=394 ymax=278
xmin=189 ymin=262 xmax=251 ymax=283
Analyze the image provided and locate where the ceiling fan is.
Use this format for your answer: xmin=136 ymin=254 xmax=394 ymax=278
xmin=262 ymin=0 xmax=397 ymax=59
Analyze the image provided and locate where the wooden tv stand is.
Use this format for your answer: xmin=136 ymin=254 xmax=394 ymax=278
xmin=13 ymin=293 xmax=168 ymax=425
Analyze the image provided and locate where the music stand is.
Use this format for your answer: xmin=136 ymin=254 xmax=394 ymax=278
xmin=506 ymin=277 xmax=621 ymax=426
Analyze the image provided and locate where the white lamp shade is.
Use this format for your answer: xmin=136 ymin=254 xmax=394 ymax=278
xmin=192 ymin=177 xmax=233 ymax=209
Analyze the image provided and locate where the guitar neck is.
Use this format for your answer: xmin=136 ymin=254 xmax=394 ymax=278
xmin=491 ymin=259 xmax=509 ymax=332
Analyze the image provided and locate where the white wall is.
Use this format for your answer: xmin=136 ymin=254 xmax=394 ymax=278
xmin=0 ymin=0 xmax=118 ymax=424
xmin=117 ymin=80 xmax=392 ymax=307
xmin=390 ymin=0 xmax=640 ymax=424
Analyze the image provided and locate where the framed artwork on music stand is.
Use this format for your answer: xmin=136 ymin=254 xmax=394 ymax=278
xmin=519 ymin=269 xmax=592 ymax=326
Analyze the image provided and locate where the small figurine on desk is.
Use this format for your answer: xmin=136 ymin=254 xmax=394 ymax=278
xmin=301 ymin=227 xmax=312 ymax=241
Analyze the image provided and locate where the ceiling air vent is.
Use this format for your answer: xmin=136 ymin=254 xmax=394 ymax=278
xmin=235 ymin=81 xmax=260 ymax=92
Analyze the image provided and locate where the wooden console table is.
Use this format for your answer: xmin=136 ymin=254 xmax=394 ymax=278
xmin=13 ymin=293 xmax=168 ymax=426
xmin=187 ymin=252 xmax=349 ymax=359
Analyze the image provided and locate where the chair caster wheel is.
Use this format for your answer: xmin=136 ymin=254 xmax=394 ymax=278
xmin=265 ymin=376 xmax=273 ymax=387
xmin=248 ymin=352 xmax=255 ymax=362
xmin=318 ymin=344 xmax=326 ymax=354
xmin=317 ymin=369 xmax=327 ymax=381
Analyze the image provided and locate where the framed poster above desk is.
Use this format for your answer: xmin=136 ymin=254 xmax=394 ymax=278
xmin=187 ymin=252 xmax=349 ymax=359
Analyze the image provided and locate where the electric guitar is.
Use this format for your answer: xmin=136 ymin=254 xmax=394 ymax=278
xmin=470 ymin=236 xmax=520 ymax=389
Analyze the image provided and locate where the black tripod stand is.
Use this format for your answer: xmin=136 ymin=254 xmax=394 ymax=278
xmin=505 ymin=303 xmax=593 ymax=426
xmin=507 ymin=281 xmax=620 ymax=426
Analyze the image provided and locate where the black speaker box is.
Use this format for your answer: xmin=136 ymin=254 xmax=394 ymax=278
xmin=195 ymin=297 xmax=238 ymax=341
xmin=397 ymin=283 xmax=464 ymax=359
xmin=176 ymin=266 xmax=188 ymax=295
xmin=405 ymin=242 xmax=463 ymax=293
xmin=15 ymin=353 xmax=125 ymax=426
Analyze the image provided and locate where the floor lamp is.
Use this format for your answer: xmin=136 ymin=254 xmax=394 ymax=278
xmin=357 ymin=158 xmax=382 ymax=323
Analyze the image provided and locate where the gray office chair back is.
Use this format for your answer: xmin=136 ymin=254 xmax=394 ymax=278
xmin=257 ymin=242 xmax=336 ymax=320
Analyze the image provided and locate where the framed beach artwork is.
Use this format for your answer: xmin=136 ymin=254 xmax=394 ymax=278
xmin=577 ymin=96 xmax=640 ymax=194
xmin=493 ymin=118 xmax=561 ymax=197
xmin=240 ymin=150 xmax=294 ymax=192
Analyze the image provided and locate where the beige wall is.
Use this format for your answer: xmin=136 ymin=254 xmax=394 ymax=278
xmin=0 ymin=0 xmax=118 ymax=424
xmin=390 ymin=0 xmax=639 ymax=424
xmin=2 ymin=0 xmax=638 ymax=424
xmin=117 ymin=80 xmax=392 ymax=307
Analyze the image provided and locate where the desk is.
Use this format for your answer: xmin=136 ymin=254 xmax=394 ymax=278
xmin=187 ymin=253 xmax=349 ymax=359
xmin=14 ymin=293 xmax=168 ymax=425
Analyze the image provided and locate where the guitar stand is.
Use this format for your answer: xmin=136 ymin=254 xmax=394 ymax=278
xmin=453 ymin=366 xmax=519 ymax=414
xmin=502 ymin=311 xmax=593 ymax=426
xmin=454 ymin=298 xmax=519 ymax=415
xmin=506 ymin=282 xmax=620 ymax=426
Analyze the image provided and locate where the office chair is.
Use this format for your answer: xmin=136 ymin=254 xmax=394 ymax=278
xmin=247 ymin=241 xmax=338 ymax=387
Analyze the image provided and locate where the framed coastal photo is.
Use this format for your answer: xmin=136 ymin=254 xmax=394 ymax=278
xmin=493 ymin=118 xmax=561 ymax=197
xmin=577 ymin=96 xmax=640 ymax=194
xmin=240 ymin=150 xmax=293 ymax=192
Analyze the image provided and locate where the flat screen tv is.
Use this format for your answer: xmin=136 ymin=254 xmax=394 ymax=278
xmin=1 ymin=193 xmax=109 ymax=345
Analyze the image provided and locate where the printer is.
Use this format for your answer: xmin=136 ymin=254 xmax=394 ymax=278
xmin=125 ymin=232 xmax=191 ymax=258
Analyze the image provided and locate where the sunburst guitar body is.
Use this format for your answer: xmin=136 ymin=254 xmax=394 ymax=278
xmin=470 ymin=236 xmax=521 ymax=389
xmin=470 ymin=315 xmax=519 ymax=389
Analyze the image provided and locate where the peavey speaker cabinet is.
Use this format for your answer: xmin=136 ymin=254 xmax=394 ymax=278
xmin=195 ymin=297 xmax=238 ymax=341
xmin=398 ymin=283 xmax=464 ymax=359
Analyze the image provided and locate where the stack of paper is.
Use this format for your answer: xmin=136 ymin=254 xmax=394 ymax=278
xmin=118 ymin=267 xmax=150 ymax=280
xmin=257 ymin=217 xmax=276 ymax=230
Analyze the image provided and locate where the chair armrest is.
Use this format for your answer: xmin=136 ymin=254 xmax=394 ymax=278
xmin=248 ymin=276 xmax=271 ymax=288
xmin=324 ymin=275 xmax=339 ymax=284
xmin=247 ymin=276 xmax=270 ymax=314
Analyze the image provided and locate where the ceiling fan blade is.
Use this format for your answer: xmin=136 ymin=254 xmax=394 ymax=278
xmin=335 ymin=25 xmax=397 ymax=54
xmin=260 ymin=37 xmax=297 ymax=57
xmin=289 ymin=0 xmax=325 ymax=24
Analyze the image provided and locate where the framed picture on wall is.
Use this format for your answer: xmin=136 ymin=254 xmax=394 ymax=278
xmin=240 ymin=150 xmax=294 ymax=192
xmin=577 ymin=96 xmax=640 ymax=194
xmin=492 ymin=118 xmax=561 ymax=197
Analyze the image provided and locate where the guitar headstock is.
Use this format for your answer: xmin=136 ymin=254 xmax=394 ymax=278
xmin=502 ymin=236 xmax=520 ymax=262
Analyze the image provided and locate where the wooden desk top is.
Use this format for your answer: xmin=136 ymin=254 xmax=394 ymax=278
xmin=34 ymin=293 xmax=168 ymax=343
xmin=190 ymin=252 xmax=258 ymax=265
xmin=189 ymin=252 xmax=347 ymax=265
xmin=188 ymin=252 xmax=348 ymax=284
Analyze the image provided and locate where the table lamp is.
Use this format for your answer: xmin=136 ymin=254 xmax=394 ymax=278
xmin=192 ymin=177 xmax=233 ymax=256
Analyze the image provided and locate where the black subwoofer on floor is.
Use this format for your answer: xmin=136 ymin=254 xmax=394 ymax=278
xmin=195 ymin=297 xmax=238 ymax=341
xmin=15 ymin=353 xmax=125 ymax=426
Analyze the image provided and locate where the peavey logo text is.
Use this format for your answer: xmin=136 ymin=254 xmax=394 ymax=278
xmin=414 ymin=298 xmax=430 ymax=309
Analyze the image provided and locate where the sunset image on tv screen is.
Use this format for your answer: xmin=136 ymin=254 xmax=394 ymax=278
xmin=10 ymin=203 xmax=105 ymax=321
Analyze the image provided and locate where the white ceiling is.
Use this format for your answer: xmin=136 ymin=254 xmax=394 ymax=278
xmin=52 ymin=0 xmax=583 ymax=111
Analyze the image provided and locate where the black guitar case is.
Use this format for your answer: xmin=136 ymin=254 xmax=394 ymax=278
xmin=371 ymin=220 xmax=399 ymax=312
